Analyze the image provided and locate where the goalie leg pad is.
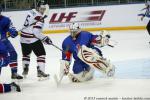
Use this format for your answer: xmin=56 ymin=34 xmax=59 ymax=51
xmin=77 ymin=45 xmax=115 ymax=75
xmin=68 ymin=67 xmax=94 ymax=82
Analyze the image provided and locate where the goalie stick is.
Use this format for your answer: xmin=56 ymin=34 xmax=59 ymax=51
xmin=50 ymin=44 xmax=67 ymax=87
xmin=107 ymin=39 xmax=118 ymax=48
xmin=53 ymin=73 xmax=64 ymax=87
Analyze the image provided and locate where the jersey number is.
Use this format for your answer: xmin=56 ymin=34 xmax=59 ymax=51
xmin=24 ymin=15 xmax=31 ymax=27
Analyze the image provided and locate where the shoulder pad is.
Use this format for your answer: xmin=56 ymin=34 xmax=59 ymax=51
xmin=29 ymin=10 xmax=36 ymax=16
xmin=1 ymin=16 xmax=11 ymax=23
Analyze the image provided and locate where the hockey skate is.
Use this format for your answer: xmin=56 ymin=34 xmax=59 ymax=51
xmin=37 ymin=69 xmax=50 ymax=81
xmin=11 ymin=82 xmax=21 ymax=92
xmin=11 ymin=73 xmax=23 ymax=80
xmin=11 ymin=73 xmax=23 ymax=83
xmin=22 ymin=64 xmax=29 ymax=78
xmin=68 ymin=68 xmax=94 ymax=83
xmin=68 ymin=73 xmax=80 ymax=83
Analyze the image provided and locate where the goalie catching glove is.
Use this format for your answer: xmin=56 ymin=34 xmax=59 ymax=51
xmin=94 ymin=30 xmax=111 ymax=47
xmin=77 ymin=45 xmax=115 ymax=77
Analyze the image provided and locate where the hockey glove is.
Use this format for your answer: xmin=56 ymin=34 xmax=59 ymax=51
xmin=94 ymin=31 xmax=111 ymax=47
xmin=42 ymin=36 xmax=52 ymax=45
xmin=8 ymin=28 xmax=18 ymax=38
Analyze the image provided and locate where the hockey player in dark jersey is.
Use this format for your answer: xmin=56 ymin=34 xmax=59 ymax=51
xmin=0 ymin=82 xmax=21 ymax=93
xmin=0 ymin=40 xmax=21 ymax=93
xmin=0 ymin=6 xmax=23 ymax=80
xmin=60 ymin=23 xmax=115 ymax=82
xmin=140 ymin=1 xmax=150 ymax=44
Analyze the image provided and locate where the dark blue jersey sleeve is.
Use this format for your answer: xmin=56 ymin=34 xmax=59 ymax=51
xmin=0 ymin=16 xmax=18 ymax=39
xmin=84 ymin=31 xmax=99 ymax=45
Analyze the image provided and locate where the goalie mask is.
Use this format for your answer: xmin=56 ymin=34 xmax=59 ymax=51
xmin=69 ymin=23 xmax=81 ymax=40
xmin=36 ymin=0 xmax=47 ymax=15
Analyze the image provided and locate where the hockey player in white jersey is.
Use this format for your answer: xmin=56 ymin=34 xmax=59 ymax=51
xmin=140 ymin=0 xmax=150 ymax=43
xmin=20 ymin=0 xmax=52 ymax=80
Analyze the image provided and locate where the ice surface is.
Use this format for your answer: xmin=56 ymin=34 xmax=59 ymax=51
xmin=0 ymin=30 xmax=150 ymax=99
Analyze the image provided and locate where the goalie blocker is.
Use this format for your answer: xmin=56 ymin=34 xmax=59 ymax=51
xmin=77 ymin=45 xmax=115 ymax=77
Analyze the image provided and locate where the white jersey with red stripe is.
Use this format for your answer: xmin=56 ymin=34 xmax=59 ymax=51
xmin=20 ymin=9 xmax=46 ymax=44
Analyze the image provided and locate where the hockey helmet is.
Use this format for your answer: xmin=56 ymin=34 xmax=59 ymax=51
xmin=69 ymin=23 xmax=81 ymax=40
xmin=146 ymin=0 xmax=150 ymax=6
xmin=37 ymin=0 xmax=46 ymax=8
xmin=36 ymin=0 xmax=47 ymax=14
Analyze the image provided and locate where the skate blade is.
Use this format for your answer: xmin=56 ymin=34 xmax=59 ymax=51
xmin=11 ymin=79 xmax=23 ymax=84
xmin=38 ymin=76 xmax=50 ymax=81
xmin=23 ymin=75 xmax=27 ymax=79
xmin=53 ymin=74 xmax=59 ymax=87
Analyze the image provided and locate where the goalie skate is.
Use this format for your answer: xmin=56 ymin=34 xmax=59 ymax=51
xmin=78 ymin=45 xmax=115 ymax=77
xmin=68 ymin=73 xmax=80 ymax=83
xmin=37 ymin=70 xmax=50 ymax=81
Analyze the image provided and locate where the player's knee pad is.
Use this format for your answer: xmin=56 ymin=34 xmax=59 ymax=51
xmin=68 ymin=67 xmax=94 ymax=82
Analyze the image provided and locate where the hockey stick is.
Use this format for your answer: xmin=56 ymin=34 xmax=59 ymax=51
xmin=50 ymin=44 xmax=65 ymax=87
xmin=50 ymin=44 xmax=69 ymax=87
xmin=107 ymin=44 xmax=114 ymax=48
xmin=51 ymin=43 xmax=64 ymax=52
xmin=54 ymin=73 xmax=64 ymax=87
xmin=107 ymin=39 xmax=118 ymax=48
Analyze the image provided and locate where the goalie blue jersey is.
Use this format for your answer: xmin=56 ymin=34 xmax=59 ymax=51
xmin=62 ymin=31 xmax=102 ymax=74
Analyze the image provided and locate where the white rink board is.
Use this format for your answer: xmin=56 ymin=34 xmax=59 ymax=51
xmin=2 ymin=3 xmax=147 ymax=31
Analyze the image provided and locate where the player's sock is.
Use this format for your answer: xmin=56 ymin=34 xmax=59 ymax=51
xmin=22 ymin=64 xmax=29 ymax=77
